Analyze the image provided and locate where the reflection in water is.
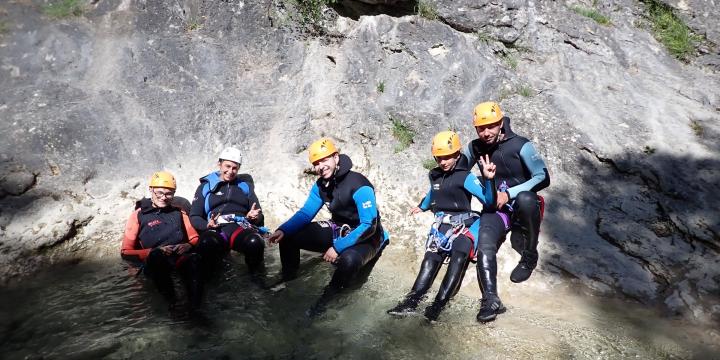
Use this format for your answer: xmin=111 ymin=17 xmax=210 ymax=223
xmin=1 ymin=249 xmax=718 ymax=359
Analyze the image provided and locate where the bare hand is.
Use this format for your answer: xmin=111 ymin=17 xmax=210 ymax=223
xmin=409 ymin=206 xmax=422 ymax=215
xmin=323 ymin=247 xmax=339 ymax=263
xmin=174 ymin=243 xmax=192 ymax=255
xmin=496 ymin=191 xmax=509 ymax=209
xmin=268 ymin=229 xmax=285 ymax=244
xmin=480 ymin=154 xmax=496 ymax=180
xmin=207 ymin=212 xmax=220 ymax=229
xmin=246 ymin=202 xmax=262 ymax=221
xmin=159 ymin=245 xmax=175 ymax=255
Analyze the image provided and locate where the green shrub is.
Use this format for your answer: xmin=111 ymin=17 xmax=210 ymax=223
xmin=645 ymin=0 xmax=700 ymax=60
xmin=571 ymin=5 xmax=611 ymax=25
xmin=422 ymin=158 xmax=437 ymax=170
xmin=391 ymin=116 xmax=414 ymax=152
xmin=43 ymin=0 xmax=84 ymax=18
xmin=0 ymin=21 xmax=8 ymax=34
xmin=416 ymin=1 xmax=438 ymax=20
xmin=376 ymin=81 xmax=385 ymax=93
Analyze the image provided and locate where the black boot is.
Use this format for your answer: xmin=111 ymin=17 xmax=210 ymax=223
xmin=306 ymin=285 xmax=340 ymax=319
xmin=387 ymin=291 xmax=423 ymax=317
xmin=510 ymin=250 xmax=538 ymax=283
xmin=179 ymin=254 xmax=204 ymax=310
xmin=509 ymin=191 xmax=541 ymax=283
xmin=476 ymin=252 xmax=505 ymax=323
xmin=423 ymin=299 xmax=447 ymax=322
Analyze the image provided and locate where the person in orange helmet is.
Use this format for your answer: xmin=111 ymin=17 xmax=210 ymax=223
xmin=121 ymin=171 xmax=203 ymax=310
xmin=267 ymin=138 xmax=389 ymax=317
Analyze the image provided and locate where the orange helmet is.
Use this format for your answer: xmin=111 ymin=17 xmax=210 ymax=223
xmin=431 ymin=131 xmax=462 ymax=157
xmin=149 ymin=171 xmax=176 ymax=189
xmin=308 ymin=137 xmax=338 ymax=163
xmin=473 ymin=101 xmax=503 ymax=126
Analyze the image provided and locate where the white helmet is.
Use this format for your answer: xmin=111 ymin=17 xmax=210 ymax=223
xmin=218 ymin=147 xmax=242 ymax=165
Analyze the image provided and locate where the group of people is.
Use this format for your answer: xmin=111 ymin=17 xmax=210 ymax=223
xmin=121 ymin=101 xmax=549 ymax=322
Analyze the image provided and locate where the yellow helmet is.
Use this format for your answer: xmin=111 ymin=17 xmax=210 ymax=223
xmin=431 ymin=131 xmax=461 ymax=157
xmin=149 ymin=171 xmax=176 ymax=190
xmin=473 ymin=101 xmax=503 ymax=126
xmin=308 ymin=137 xmax=338 ymax=164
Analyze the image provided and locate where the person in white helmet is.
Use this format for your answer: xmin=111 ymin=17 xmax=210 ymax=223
xmin=190 ymin=147 xmax=266 ymax=277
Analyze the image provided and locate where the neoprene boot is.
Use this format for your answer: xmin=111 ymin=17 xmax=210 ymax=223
xmin=476 ymin=252 xmax=505 ymax=323
xmin=181 ymin=254 xmax=204 ymax=310
xmin=510 ymin=191 xmax=541 ymax=283
xmin=424 ymin=251 xmax=469 ymax=321
xmin=146 ymin=249 xmax=177 ymax=304
xmin=387 ymin=291 xmax=423 ymax=317
xmin=306 ymin=285 xmax=340 ymax=318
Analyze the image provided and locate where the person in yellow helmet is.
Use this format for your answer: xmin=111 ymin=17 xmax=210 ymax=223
xmin=462 ymin=101 xmax=550 ymax=322
xmin=267 ymin=137 xmax=388 ymax=317
xmin=387 ymin=131 xmax=497 ymax=321
xmin=121 ymin=171 xmax=204 ymax=310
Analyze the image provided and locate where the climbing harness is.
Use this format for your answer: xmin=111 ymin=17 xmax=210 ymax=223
xmin=425 ymin=212 xmax=477 ymax=256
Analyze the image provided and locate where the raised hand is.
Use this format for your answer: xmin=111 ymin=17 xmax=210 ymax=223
xmin=247 ymin=202 xmax=262 ymax=221
xmin=479 ymin=154 xmax=496 ymax=179
xmin=207 ymin=212 xmax=220 ymax=229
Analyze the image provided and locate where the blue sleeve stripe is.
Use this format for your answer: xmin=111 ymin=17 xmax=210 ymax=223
xmin=463 ymin=173 xmax=494 ymax=206
xmin=334 ymin=186 xmax=377 ymax=253
xmin=278 ymin=183 xmax=323 ymax=236
xmin=508 ymin=142 xmax=548 ymax=199
xmin=419 ymin=186 xmax=432 ymax=211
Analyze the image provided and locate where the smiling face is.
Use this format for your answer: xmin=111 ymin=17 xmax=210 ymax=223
xmin=150 ymin=187 xmax=175 ymax=208
xmin=475 ymin=119 xmax=504 ymax=145
xmin=218 ymin=160 xmax=240 ymax=182
xmin=435 ymin=152 xmax=460 ymax=172
xmin=313 ymin=153 xmax=339 ymax=180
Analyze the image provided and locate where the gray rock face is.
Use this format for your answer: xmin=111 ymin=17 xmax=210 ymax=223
xmin=0 ymin=0 xmax=718 ymax=325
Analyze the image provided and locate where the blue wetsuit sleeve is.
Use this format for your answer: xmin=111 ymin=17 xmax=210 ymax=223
xmin=463 ymin=173 xmax=495 ymax=206
xmin=334 ymin=186 xmax=378 ymax=253
xmin=189 ymin=184 xmax=208 ymax=231
xmin=462 ymin=142 xmax=476 ymax=169
xmin=507 ymin=142 xmax=549 ymax=199
xmin=278 ymin=183 xmax=323 ymax=236
xmin=418 ymin=186 xmax=432 ymax=211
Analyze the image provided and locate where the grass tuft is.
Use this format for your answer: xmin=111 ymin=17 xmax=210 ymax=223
xmin=518 ymin=85 xmax=534 ymax=97
xmin=476 ymin=31 xmax=492 ymax=44
xmin=43 ymin=0 xmax=84 ymax=18
xmin=376 ymin=80 xmax=385 ymax=93
xmin=571 ymin=5 xmax=611 ymax=25
xmin=645 ymin=0 xmax=701 ymax=61
xmin=643 ymin=145 xmax=656 ymax=155
xmin=416 ymin=1 xmax=438 ymax=20
xmin=690 ymin=120 xmax=704 ymax=138
xmin=391 ymin=116 xmax=415 ymax=153
xmin=422 ymin=158 xmax=437 ymax=170
xmin=500 ymin=52 xmax=518 ymax=70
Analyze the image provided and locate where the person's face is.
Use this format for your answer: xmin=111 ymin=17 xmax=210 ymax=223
xmin=218 ymin=160 xmax=239 ymax=182
xmin=475 ymin=120 xmax=503 ymax=145
xmin=150 ymin=187 xmax=175 ymax=208
xmin=435 ymin=153 xmax=459 ymax=172
xmin=313 ymin=153 xmax=339 ymax=180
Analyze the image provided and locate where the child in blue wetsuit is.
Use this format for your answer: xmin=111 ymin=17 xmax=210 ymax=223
xmin=268 ymin=137 xmax=388 ymax=317
xmin=388 ymin=131 xmax=496 ymax=321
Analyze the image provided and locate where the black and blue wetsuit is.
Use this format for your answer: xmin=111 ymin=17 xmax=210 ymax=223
xmin=462 ymin=116 xmax=549 ymax=315
xmin=278 ymin=154 xmax=388 ymax=296
xmin=389 ymin=154 xmax=495 ymax=320
xmin=189 ymin=171 xmax=265 ymax=274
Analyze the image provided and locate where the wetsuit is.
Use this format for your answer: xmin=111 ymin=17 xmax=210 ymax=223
xmin=189 ymin=172 xmax=265 ymax=274
xmin=121 ymin=198 xmax=203 ymax=308
xmin=277 ymin=154 xmax=388 ymax=314
xmin=388 ymin=155 xmax=495 ymax=320
xmin=463 ymin=117 xmax=549 ymax=301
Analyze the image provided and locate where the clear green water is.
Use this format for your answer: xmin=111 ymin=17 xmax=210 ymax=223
xmin=1 ymin=250 xmax=718 ymax=359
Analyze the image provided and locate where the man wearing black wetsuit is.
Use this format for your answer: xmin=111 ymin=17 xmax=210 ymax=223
xmin=463 ymin=101 xmax=550 ymax=322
